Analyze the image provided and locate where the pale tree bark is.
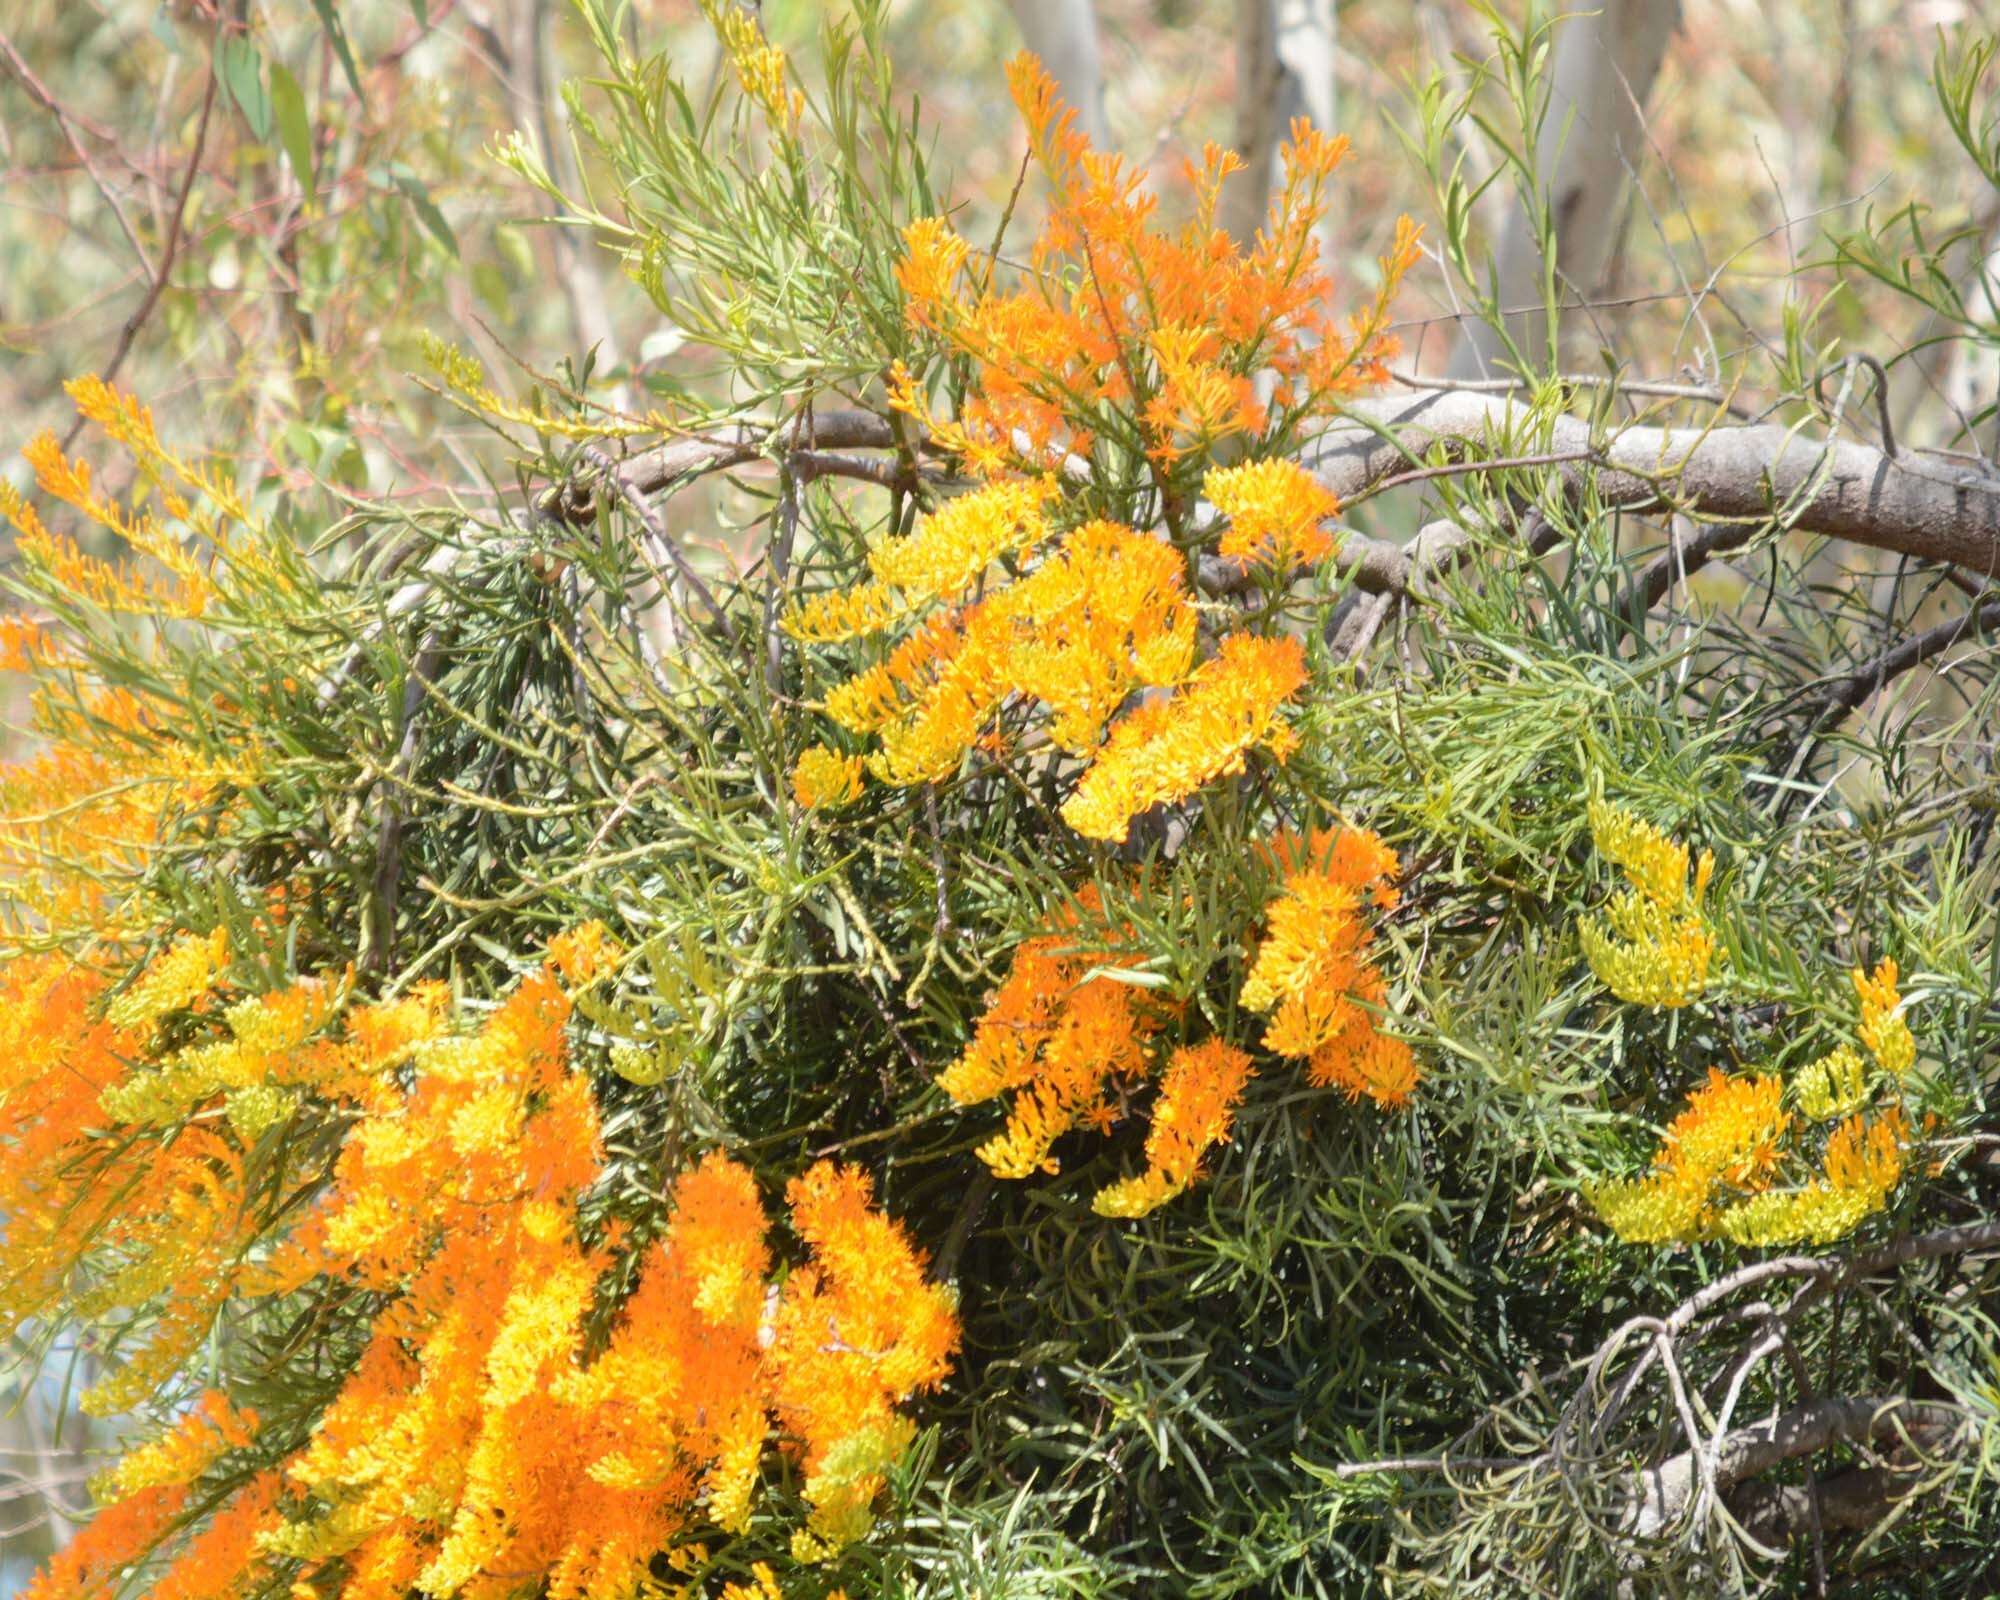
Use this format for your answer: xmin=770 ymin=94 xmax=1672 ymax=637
xmin=489 ymin=0 xmax=630 ymax=411
xmin=1005 ymin=0 xmax=1109 ymax=149
xmin=1222 ymin=0 xmax=1338 ymax=263
xmin=1450 ymin=0 xmax=1682 ymax=378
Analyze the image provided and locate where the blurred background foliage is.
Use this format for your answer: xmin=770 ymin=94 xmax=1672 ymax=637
xmin=7 ymin=1 xmax=2000 ymax=503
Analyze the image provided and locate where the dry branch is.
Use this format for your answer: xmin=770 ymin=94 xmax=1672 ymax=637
xmin=1309 ymin=390 xmax=2000 ymax=580
xmin=589 ymin=392 xmax=2000 ymax=610
xmin=1628 ymin=1396 xmax=1967 ymax=1539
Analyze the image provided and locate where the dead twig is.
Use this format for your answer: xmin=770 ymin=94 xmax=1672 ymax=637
xmin=60 ymin=55 xmax=218 ymax=453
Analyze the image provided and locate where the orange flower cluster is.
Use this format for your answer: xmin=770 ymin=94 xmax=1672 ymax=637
xmin=894 ymin=53 xmax=1417 ymax=474
xmin=20 ymin=1485 xmax=192 ymax=1600
xmin=0 ymin=694 xmax=258 ymax=940
xmin=0 ymin=947 xmax=291 ymax=1418
xmin=5 ymin=929 xmax=958 ymax=1600
xmin=787 ymin=55 xmax=1416 ymax=836
xmin=945 ymin=832 xmax=1414 ymax=1214
xmin=1590 ymin=962 xmax=1920 ymax=1247
xmin=1091 ymin=1040 xmax=1255 ymax=1218
xmin=1240 ymin=827 xmax=1418 ymax=1108
xmin=936 ymin=888 xmax=1161 ymax=1180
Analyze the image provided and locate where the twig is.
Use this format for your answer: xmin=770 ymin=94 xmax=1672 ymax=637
xmin=1813 ymin=353 xmax=1898 ymax=461
xmin=363 ymin=628 xmax=448 ymax=977
xmin=0 ymin=31 xmax=152 ymax=271
xmin=60 ymin=57 xmax=218 ymax=453
xmin=764 ymin=464 xmax=800 ymax=704
xmin=1628 ymin=521 xmax=1759 ymax=614
xmin=1390 ymin=368 xmax=1731 ymax=405
xmin=1804 ymin=597 xmax=2000 ymax=732
xmin=1334 ymin=1452 xmax=1524 ymax=1479
xmin=576 ymin=444 xmax=735 ymax=641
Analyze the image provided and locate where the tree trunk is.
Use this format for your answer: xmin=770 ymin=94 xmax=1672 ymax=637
xmin=1450 ymin=0 xmax=1682 ymax=378
xmin=1005 ymin=0 xmax=1109 ymax=148
xmin=1223 ymin=0 xmax=1338 ymax=262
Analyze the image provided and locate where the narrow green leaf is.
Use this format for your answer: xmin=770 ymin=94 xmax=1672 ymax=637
xmin=219 ymin=36 xmax=271 ymax=143
xmin=270 ymin=65 xmax=315 ymax=196
xmin=389 ymin=167 xmax=458 ymax=259
xmin=308 ymin=0 xmax=365 ymax=101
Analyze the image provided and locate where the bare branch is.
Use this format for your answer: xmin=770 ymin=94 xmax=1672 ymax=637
xmin=618 ymin=411 xmax=904 ymax=499
xmin=58 ymin=53 xmax=217 ymax=453
xmin=1628 ymin=1396 xmax=1967 ymax=1539
xmin=1796 ymin=596 xmax=2000 ymax=746
xmin=1309 ymin=390 xmax=2000 ymax=579
xmin=0 ymin=30 xmax=152 ymax=271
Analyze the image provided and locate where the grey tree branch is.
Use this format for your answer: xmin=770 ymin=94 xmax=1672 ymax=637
xmin=535 ymin=392 xmax=2000 ymax=638
xmin=1628 ymin=1396 xmax=1967 ymax=1540
xmin=1728 ymin=1464 xmax=1939 ymax=1545
xmin=617 ymin=411 xmax=905 ymax=499
xmin=1308 ymin=390 xmax=2000 ymax=581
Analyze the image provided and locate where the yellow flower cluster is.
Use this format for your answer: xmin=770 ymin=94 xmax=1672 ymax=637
xmin=1059 ymin=633 xmax=1307 ymax=843
xmin=1240 ymin=827 xmax=1418 ymax=1107
xmin=1588 ymin=1069 xmax=1791 ymax=1244
xmin=701 ymin=0 xmax=804 ymax=128
xmin=1793 ymin=1043 xmax=1869 ymax=1121
xmin=1578 ymin=797 xmax=1717 ymax=1007
xmin=1092 ymin=1040 xmax=1255 ymax=1218
xmin=92 ymin=1391 xmax=259 ymax=1504
xmin=1204 ymin=457 xmax=1340 ymax=571
xmin=1718 ymin=1108 xmax=1909 ymax=1247
xmin=104 ymin=928 xmax=232 ymax=1029
xmin=792 ymin=744 xmax=865 ymax=811
xmin=1589 ymin=962 xmax=1920 ymax=1246
xmin=793 ymin=500 xmax=1222 ymax=804
xmin=788 ymin=480 xmax=1057 ymax=643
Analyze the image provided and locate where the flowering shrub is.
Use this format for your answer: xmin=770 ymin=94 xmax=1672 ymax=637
xmin=3 ymin=916 xmax=956 ymax=1596
xmin=1588 ymin=960 xmax=1920 ymax=1246
xmin=3 ymin=6 xmax=1997 ymax=1598
xmin=785 ymin=56 xmax=1417 ymax=841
